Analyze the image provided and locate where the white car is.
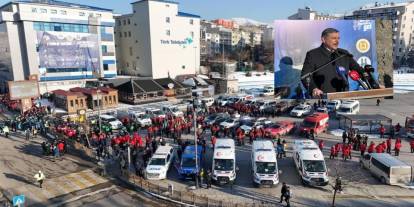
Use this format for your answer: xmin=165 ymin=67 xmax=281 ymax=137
xmin=162 ymin=105 xmax=184 ymax=117
xmin=240 ymin=118 xmax=272 ymax=134
xmin=145 ymin=146 xmax=175 ymax=180
xmin=220 ymin=118 xmax=240 ymax=129
xmin=290 ymin=104 xmax=313 ymax=117
xmin=326 ymin=100 xmax=341 ymax=112
xmin=100 ymin=115 xmax=123 ymax=130
xmin=146 ymin=108 xmax=166 ymax=119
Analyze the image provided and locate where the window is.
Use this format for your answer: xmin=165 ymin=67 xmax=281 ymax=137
xmin=182 ymin=65 xmax=185 ymax=69
xmin=190 ymin=19 xmax=194 ymax=25
xmin=113 ymin=95 xmax=117 ymax=103
xmin=129 ymin=47 xmax=133 ymax=56
xmin=54 ymin=24 xmax=62 ymax=31
xmin=117 ymin=20 xmax=121 ymax=26
xmin=32 ymin=8 xmax=37 ymax=13
xmin=60 ymin=10 xmax=67 ymax=15
xmin=400 ymin=40 xmax=403 ymax=45
xmin=102 ymin=45 xmax=108 ymax=53
xmin=399 ymin=48 xmax=402 ymax=52
xmin=128 ymin=19 xmax=131 ymax=24
xmin=190 ymin=31 xmax=194 ymax=38
xmin=75 ymin=99 xmax=79 ymax=107
xmin=96 ymin=13 xmax=102 ymax=17
xmin=166 ymin=17 xmax=170 ymax=23
xmin=70 ymin=100 xmax=74 ymax=107
xmin=40 ymin=8 xmax=47 ymax=14
xmin=166 ymin=30 xmax=170 ymax=36
xmin=51 ymin=9 xmax=57 ymax=14
xmin=128 ymin=31 xmax=131 ymax=37
xmin=109 ymin=96 xmax=112 ymax=104
xmin=103 ymin=64 xmax=109 ymax=71
xmin=119 ymin=32 xmax=122 ymax=38
xmin=79 ymin=12 xmax=85 ymax=16
xmin=104 ymin=96 xmax=108 ymax=105
xmin=371 ymin=158 xmax=390 ymax=174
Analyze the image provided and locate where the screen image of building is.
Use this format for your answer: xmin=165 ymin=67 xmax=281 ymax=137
xmin=0 ymin=0 xmax=117 ymax=94
xmin=115 ymin=0 xmax=200 ymax=79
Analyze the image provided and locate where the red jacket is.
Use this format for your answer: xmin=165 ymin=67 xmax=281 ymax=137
xmin=368 ymin=143 xmax=375 ymax=153
xmin=395 ymin=142 xmax=402 ymax=150
xmin=410 ymin=140 xmax=414 ymax=148
xmin=360 ymin=143 xmax=366 ymax=152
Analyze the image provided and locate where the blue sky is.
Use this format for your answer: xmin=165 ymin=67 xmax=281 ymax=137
xmin=0 ymin=0 xmax=407 ymax=23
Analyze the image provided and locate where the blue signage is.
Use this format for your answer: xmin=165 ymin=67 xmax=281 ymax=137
xmin=12 ymin=195 xmax=25 ymax=206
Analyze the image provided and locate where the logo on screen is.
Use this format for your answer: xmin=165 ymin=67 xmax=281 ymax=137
xmin=357 ymin=56 xmax=372 ymax=67
xmin=356 ymin=39 xmax=370 ymax=53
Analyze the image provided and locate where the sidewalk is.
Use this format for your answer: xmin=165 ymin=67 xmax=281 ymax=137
xmin=3 ymin=169 xmax=110 ymax=206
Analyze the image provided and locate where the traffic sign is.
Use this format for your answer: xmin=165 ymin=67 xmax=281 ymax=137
xmin=12 ymin=194 xmax=25 ymax=206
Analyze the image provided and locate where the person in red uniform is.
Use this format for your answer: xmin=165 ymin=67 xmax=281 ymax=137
xmin=375 ymin=144 xmax=383 ymax=153
xmin=343 ymin=145 xmax=350 ymax=161
xmin=329 ymin=146 xmax=336 ymax=159
xmin=360 ymin=142 xmax=366 ymax=156
xmin=394 ymin=141 xmax=402 ymax=156
xmin=238 ymin=131 xmax=244 ymax=146
xmin=410 ymin=139 xmax=414 ymax=153
xmin=368 ymin=142 xmax=375 ymax=154
xmin=386 ymin=138 xmax=392 ymax=154
xmin=318 ymin=140 xmax=325 ymax=150
xmin=334 ymin=143 xmax=341 ymax=158
xmin=379 ymin=125 xmax=385 ymax=138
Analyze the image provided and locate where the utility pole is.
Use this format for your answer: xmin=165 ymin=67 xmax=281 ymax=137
xmin=193 ymin=98 xmax=199 ymax=189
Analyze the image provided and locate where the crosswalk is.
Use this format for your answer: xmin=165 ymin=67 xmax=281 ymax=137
xmin=10 ymin=169 xmax=108 ymax=205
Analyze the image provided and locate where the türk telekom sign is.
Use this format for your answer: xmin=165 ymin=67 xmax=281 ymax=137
xmin=160 ymin=37 xmax=193 ymax=45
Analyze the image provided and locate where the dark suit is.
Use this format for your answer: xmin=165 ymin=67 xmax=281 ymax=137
xmin=301 ymin=44 xmax=360 ymax=94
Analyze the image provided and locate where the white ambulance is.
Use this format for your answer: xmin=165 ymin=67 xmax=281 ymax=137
xmin=145 ymin=145 xmax=175 ymax=180
xmin=251 ymin=140 xmax=279 ymax=187
xmin=293 ymin=140 xmax=329 ymax=186
xmin=212 ymin=139 xmax=236 ymax=185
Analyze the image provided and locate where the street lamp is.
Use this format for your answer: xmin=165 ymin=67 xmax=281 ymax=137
xmin=193 ymin=96 xmax=199 ymax=189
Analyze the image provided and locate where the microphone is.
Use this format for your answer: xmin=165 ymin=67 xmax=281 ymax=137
xmin=364 ymin=65 xmax=380 ymax=89
xmin=336 ymin=66 xmax=348 ymax=87
xmin=348 ymin=70 xmax=370 ymax=90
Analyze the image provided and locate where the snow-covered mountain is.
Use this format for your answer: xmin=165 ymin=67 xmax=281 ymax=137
xmin=231 ymin=17 xmax=270 ymax=27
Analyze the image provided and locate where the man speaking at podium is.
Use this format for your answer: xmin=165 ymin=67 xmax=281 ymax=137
xmin=301 ymin=28 xmax=362 ymax=98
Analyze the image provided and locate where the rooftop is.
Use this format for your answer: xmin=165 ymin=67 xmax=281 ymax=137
xmin=358 ymin=2 xmax=409 ymax=10
xmin=9 ymin=0 xmax=113 ymax=12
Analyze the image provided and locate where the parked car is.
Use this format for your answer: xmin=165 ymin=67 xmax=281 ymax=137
xmin=290 ymin=104 xmax=313 ymax=117
xmin=100 ymin=114 xmax=123 ymax=130
xmin=264 ymin=121 xmax=296 ymax=138
xmin=220 ymin=118 xmax=240 ymax=129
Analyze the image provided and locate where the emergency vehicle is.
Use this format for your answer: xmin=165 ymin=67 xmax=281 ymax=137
xmin=405 ymin=115 xmax=414 ymax=138
xmin=145 ymin=145 xmax=175 ymax=180
xmin=293 ymin=140 xmax=329 ymax=186
xmin=178 ymin=145 xmax=203 ymax=179
xmin=251 ymin=140 xmax=279 ymax=187
xmin=299 ymin=113 xmax=329 ymax=135
xmin=212 ymin=139 xmax=236 ymax=185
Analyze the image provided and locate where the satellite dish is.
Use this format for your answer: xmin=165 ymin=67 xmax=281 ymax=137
xmin=168 ymin=83 xmax=174 ymax=89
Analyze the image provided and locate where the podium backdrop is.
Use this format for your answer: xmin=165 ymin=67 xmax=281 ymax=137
xmin=274 ymin=20 xmax=378 ymax=98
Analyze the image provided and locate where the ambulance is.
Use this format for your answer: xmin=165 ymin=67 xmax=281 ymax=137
xmin=251 ymin=140 xmax=279 ymax=187
xmin=293 ymin=140 xmax=329 ymax=186
xmin=299 ymin=113 xmax=329 ymax=135
xmin=212 ymin=139 xmax=236 ymax=185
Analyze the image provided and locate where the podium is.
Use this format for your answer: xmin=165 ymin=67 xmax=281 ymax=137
xmin=326 ymin=88 xmax=394 ymax=100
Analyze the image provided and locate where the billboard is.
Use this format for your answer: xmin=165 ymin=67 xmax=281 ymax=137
xmin=37 ymin=31 xmax=100 ymax=72
xmin=274 ymin=20 xmax=382 ymax=99
xmin=8 ymin=80 xmax=40 ymax=100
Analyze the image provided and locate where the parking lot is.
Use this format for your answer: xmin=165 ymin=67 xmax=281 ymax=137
xmin=143 ymin=93 xmax=414 ymax=207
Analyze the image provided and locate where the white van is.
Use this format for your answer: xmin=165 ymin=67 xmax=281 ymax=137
xmin=145 ymin=107 xmax=166 ymax=119
xmin=212 ymin=139 xmax=236 ymax=185
xmin=336 ymin=100 xmax=360 ymax=116
xmin=360 ymin=153 xmax=413 ymax=185
xmin=201 ymin=97 xmax=215 ymax=107
xmin=145 ymin=145 xmax=175 ymax=180
xmin=293 ymin=140 xmax=329 ymax=186
xmin=251 ymin=140 xmax=279 ymax=187
xmin=100 ymin=114 xmax=123 ymax=130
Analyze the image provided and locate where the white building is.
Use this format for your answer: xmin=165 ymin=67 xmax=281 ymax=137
xmin=0 ymin=0 xmax=117 ymax=93
xmin=346 ymin=2 xmax=414 ymax=64
xmin=115 ymin=0 xmax=200 ymax=79
xmin=288 ymin=7 xmax=339 ymax=20
xmin=262 ymin=26 xmax=274 ymax=50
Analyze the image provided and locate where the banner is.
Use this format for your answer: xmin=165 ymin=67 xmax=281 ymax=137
xmin=274 ymin=20 xmax=377 ymax=98
xmin=37 ymin=31 xmax=100 ymax=72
